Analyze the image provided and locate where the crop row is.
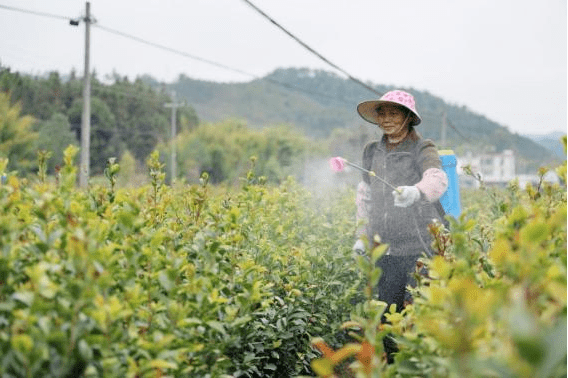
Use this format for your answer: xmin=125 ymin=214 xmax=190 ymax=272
xmin=1 ymin=148 xmax=363 ymax=377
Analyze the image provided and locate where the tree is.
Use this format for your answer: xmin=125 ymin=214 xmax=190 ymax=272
xmin=0 ymin=67 xmax=198 ymax=175
xmin=0 ymin=92 xmax=37 ymax=173
xmin=178 ymin=106 xmax=199 ymax=133
xmin=34 ymin=71 xmax=65 ymax=120
xmin=118 ymin=149 xmax=137 ymax=187
xmin=35 ymin=112 xmax=78 ymax=173
xmin=168 ymin=120 xmax=314 ymax=185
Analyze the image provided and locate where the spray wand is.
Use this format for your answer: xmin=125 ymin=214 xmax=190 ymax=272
xmin=329 ymin=157 xmax=401 ymax=193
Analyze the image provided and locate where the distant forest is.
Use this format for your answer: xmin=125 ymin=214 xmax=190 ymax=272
xmin=158 ymin=68 xmax=560 ymax=173
xmin=0 ymin=66 xmax=197 ymax=178
xmin=0 ymin=65 xmax=561 ymax=184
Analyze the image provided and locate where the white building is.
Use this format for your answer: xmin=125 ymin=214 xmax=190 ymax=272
xmin=455 ymin=149 xmax=562 ymax=189
xmin=457 ymin=150 xmax=516 ymax=188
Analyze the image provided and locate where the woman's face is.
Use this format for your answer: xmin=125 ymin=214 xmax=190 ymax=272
xmin=376 ymin=104 xmax=410 ymax=139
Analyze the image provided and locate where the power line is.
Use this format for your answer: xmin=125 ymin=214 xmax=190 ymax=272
xmin=0 ymin=2 xmax=476 ymax=159
xmin=92 ymin=85 xmax=167 ymax=103
xmin=0 ymin=3 xmax=72 ymax=21
xmin=446 ymin=117 xmax=470 ymax=142
xmin=8 ymin=1 xmax=473 ymax=134
xmin=421 ymin=109 xmax=470 ymax=143
xmin=240 ymin=0 xmax=382 ymax=97
xmin=240 ymin=0 xmax=470 ymax=139
xmin=0 ymin=3 xmax=358 ymax=106
xmin=94 ymin=23 xmax=354 ymax=105
xmin=94 ymin=24 xmax=254 ymax=79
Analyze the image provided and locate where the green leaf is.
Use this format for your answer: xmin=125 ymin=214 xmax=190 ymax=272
xmin=149 ymin=359 xmax=178 ymax=369
xmin=206 ymin=320 xmax=226 ymax=335
xmin=0 ymin=302 xmax=15 ymax=312
xmin=12 ymin=291 xmax=34 ymax=307
xmin=520 ymin=221 xmax=549 ymax=244
xmin=179 ymin=318 xmax=202 ymax=327
xmin=158 ymin=271 xmax=174 ymax=293
xmin=11 ymin=334 xmax=34 ymax=353
xmin=78 ymin=339 xmax=93 ymax=360
xmin=311 ymin=358 xmax=334 ymax=377
xmin=539 ymin=317 xmax=568 ymax=378
xmin=371 ymin=244 xmax=389 ymax=264
xmin=231 ymin=315 xmax=252 ymax=328
xmin=264 ymin=363 xmax=277 ymax=371
xmin=514 ymin=335 xmax=546 ymax=365
xmin=369 ymin=267 xmax=382 ymax=286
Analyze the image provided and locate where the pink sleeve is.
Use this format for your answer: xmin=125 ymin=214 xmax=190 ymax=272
xmin=415 ymin=168 xmax=448 ymax=202
xmin=355 ymin=181 xmax=370 ymax=237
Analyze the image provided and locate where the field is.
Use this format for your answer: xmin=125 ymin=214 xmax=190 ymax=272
xmin=0 ymin=145 xmax=566 ymax=378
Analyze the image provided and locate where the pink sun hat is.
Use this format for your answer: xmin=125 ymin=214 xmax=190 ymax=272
xmin=357 ymin=90 xmax=422 ymax=126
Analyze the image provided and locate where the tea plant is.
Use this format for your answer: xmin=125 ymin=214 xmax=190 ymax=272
xmin=0 ymin=150 xmax=363 ymax=377
xmin=2 ymin=138 xmax=565 ymax=377
xmin=310 ymin=138 xmax=567 ymax=377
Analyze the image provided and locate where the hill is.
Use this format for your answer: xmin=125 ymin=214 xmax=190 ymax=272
xmin=523 ymin=132 xmax=566 ymax=158
xmin=159 ymin=68 xmax=561 ymax=174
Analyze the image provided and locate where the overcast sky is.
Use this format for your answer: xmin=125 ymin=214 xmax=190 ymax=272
xmin=0 ymin=0 xmax=566 ymax=136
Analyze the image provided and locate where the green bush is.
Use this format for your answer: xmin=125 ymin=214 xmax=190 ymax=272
xmin=310 ymin=139 xmax=567 ymax=378
xmin=165 ymin=120 xmax=320 ymax=185
xmin=0 ymin=152 xmax=362 ymax=377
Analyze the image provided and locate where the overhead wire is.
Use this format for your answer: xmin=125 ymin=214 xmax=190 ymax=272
xmin=0 ymin=3 xmax=73 ymax=21
xmin=91 ymin=84 xmax=170 ymax=104
xmin=240 ymin=0 xmax=383 ymax=97
xmin=422 ymin=109 xmax=471 ymax=143
xmin=0 ymin=3 xmax=354 ymax=105
xmin=446 ymin=117 xmax=471 ymax=142
xmin=239 ymin=0 xmax=475 ymax=141
xmin=94 ymin=23 xmax=355 ymax=105
xmin=93 ymin=24 xmax=254 ymax=79
xmin=0 ymin=2 xmax=469 ymax=141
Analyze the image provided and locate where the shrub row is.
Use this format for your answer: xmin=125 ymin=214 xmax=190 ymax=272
xmin=310 ymin=139 xmax=567 ymax=378
xmin=0 ymin=148 xmax=363 ymax=377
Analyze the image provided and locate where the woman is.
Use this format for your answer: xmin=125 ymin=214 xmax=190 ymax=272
xmin=353 ymin=89 xmax=448 ymax=362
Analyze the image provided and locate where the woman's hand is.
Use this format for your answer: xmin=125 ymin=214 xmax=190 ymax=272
xmin=393 ymin=186 xmax=420 ymax=207
xmin=352 ymin=239 xmax=366 ymax=255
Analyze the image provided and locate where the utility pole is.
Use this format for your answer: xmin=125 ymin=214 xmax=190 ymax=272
xmin=79 ymin=1 xmax=92 ymax=188
xmin=441 ymin=110 xmax=447 ymax=147
xmin=164 ymin=92 xmax=184 ymax=184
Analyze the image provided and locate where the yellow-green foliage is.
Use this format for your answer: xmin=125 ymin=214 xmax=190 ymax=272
xmin=2 ymin=136 xmax=566 ymax=377
xmin=0 ymin=92 xmax=37 ymax=173
xmin=311 ymin=138 xmax=567 ymax=378
xmin=117 ymin=150 xmax=138 ymax=188
xmin=0 ymin=152 xmax=362 ymax=377
xmin=163 ymin=119 xmax=321 ymax=185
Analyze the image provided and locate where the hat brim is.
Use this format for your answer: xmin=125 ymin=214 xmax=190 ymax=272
xmin=357 ymin=100 xmax=422 ymax=126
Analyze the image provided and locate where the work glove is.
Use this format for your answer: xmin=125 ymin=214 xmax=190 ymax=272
xmin=352 ymin=239 xmax=366 ymax=255
xmin=393 ymin=186 xmax=421 ymax=208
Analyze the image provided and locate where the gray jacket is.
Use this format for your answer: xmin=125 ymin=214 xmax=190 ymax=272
xmin=362 ymin=130 xmax=444 ymax=256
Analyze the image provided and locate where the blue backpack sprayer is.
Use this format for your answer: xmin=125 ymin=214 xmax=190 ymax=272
xmin=438 ymin=150 xmax=461 ymax=218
